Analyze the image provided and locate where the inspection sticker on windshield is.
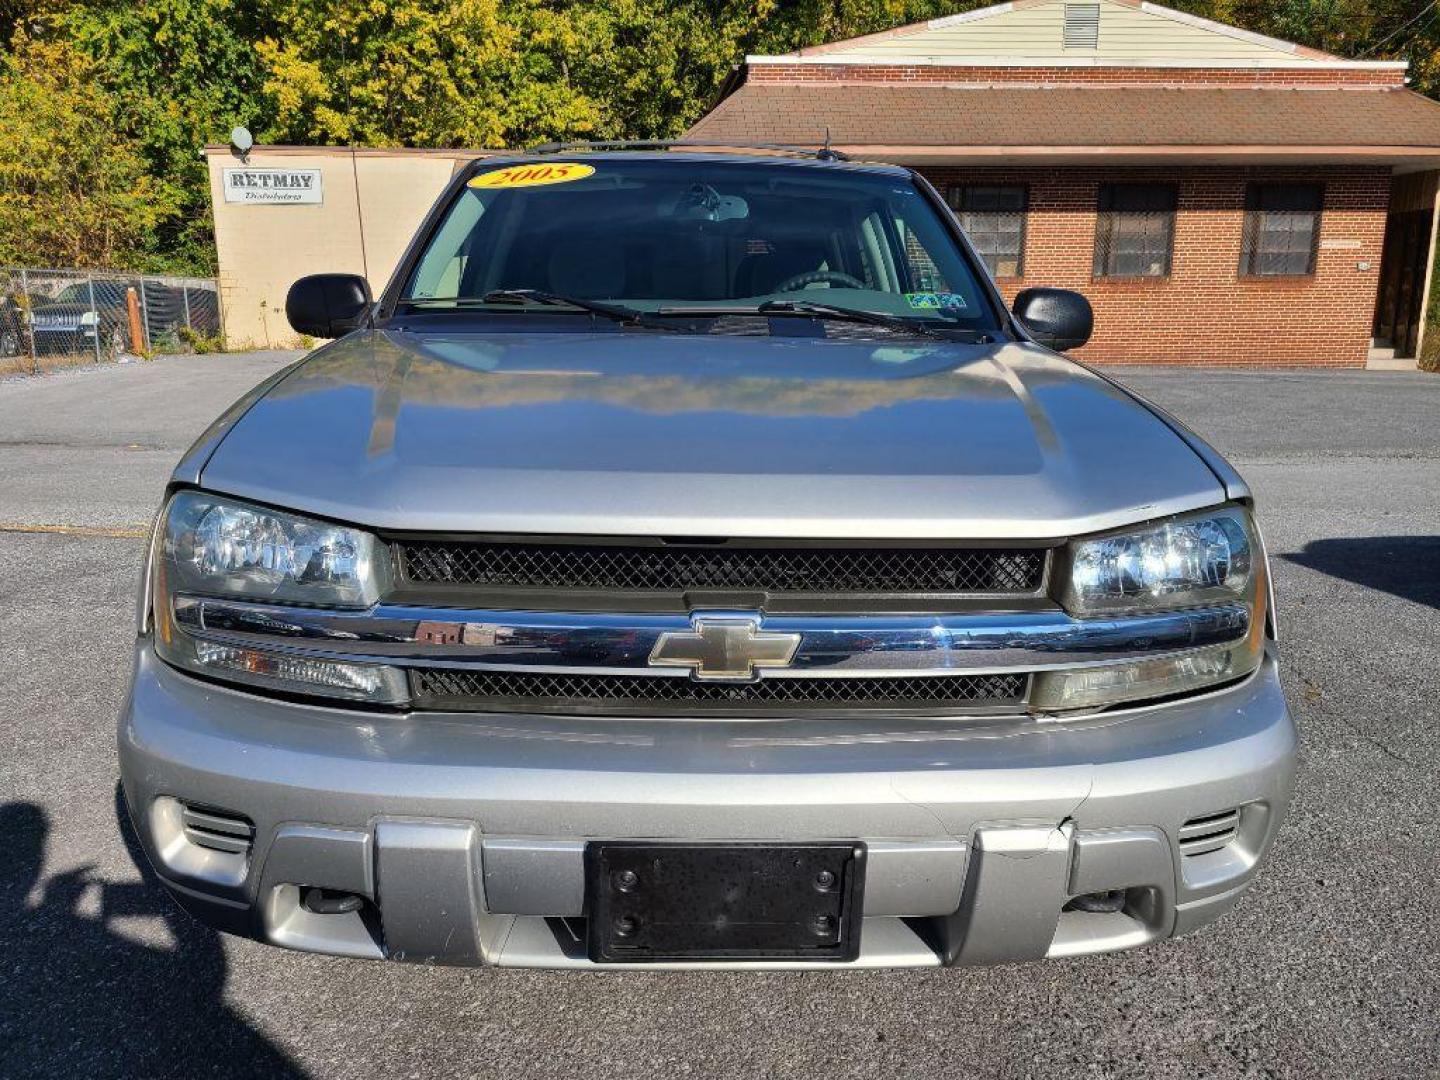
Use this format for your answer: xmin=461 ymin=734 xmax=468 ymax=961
xmin=905 ymin=292 xmax=968 ymax=310
xmin=469 ymin=163 xmax=596 ymax=189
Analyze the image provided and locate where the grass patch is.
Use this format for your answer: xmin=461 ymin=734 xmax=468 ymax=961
xmin=0 ymin=349 xmax=112 ymax=377
xmin=1421 ymin=327 xmax=1440 ymax=373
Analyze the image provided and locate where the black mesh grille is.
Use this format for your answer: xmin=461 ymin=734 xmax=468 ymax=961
xmin=397 ymin=541 xmax=1045 ymax=596
xmin=412 ymin=668 xmax=1027 ymax=714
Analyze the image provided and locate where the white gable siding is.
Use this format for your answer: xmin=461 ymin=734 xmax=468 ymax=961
xmin=808 ymin=0 xmax=1321 ymax=65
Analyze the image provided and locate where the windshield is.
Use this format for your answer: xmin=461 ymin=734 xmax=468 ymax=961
xmin=400 ymin=158 xmax=999 ymax=331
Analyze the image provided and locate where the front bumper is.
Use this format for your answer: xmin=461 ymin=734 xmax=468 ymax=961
xmin=118 ymin=643 xmax=1295 ymax=969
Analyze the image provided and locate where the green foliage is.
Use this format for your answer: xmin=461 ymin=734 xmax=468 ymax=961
xmin=0 ymin=33 xmax=179 ymax=267
xmin=177 ymin=324 xmax=226 ymax=353
xmin=255 ymin=1 xmax=521 ymax=147
xmin=44 ymin=0 xmax=272 ymax=272
xmin=3 ymin=0 xmax=1440 ymax=273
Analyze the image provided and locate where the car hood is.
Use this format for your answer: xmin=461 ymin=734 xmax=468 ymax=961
xmin=197 ymin=329 xmax=1226 ymax=539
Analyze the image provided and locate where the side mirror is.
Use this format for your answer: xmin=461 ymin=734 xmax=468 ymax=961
xmin=285 ymin=274 xmax=373 ymax=338
xmin=1012 ymin=288 xmax=1093 ymax=352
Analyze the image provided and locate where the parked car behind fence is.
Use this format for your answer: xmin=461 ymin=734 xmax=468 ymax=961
xmin=1 ymin=268 xmax=221 ymax=371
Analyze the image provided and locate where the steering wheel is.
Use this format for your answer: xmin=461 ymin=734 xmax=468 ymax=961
xmin=772 ymin=270 xmax=866 ymax=293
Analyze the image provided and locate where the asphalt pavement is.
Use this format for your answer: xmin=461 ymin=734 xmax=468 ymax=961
xmin=0 ymin=353 xmax=1436 ymax=1079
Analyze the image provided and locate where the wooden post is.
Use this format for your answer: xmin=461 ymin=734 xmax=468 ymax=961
xmin=126 ymin=286 xmax=145 ymax=354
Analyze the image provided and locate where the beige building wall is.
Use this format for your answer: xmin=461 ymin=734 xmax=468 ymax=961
xmin=206 ymin=146 xmax=487 ymax=347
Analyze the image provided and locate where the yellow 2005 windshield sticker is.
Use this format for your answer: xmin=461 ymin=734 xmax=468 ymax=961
xmin=469 ymin=163 xmax=595 ymax=190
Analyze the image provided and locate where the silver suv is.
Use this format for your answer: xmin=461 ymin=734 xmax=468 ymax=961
xmin=120 ymin=149 xmax=1294 ymax=969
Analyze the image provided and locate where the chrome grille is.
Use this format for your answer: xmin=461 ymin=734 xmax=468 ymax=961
xmin=397 ymin=540 xmax=1045 ymax=596
xmin=412 ymin=668 xmax=1027 ymax=715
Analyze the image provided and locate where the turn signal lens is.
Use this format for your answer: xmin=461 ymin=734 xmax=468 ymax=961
xmin=191 ymin=642 xmax=408 ymax=703
xmin=1031 ymin=639 xmax=1260 ymax=713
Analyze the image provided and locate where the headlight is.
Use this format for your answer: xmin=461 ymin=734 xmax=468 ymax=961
xmin=151 ymin=491 xmax=406 ymax=704
xmin=1035 ymin=506 xmax=1267 ymax=713
xmin=161 ymin=490 xmax=388 ymax=608
xmin=1059 ymin=506 xmax=1253 ymax=615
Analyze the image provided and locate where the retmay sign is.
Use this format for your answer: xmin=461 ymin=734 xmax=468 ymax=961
xmin=223 ymin=168 xmax=323 ymax=205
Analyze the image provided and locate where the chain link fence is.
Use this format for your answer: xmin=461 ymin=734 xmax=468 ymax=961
xmin=1 ymin=268 xmax=222 ymax=375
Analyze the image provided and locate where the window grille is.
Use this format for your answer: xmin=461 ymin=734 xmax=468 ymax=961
xmin=1094 ymin=183 xmax=1177 ymax=278
xmin=950 ymin=185 xmax=1028 ymax=278
xmin=1240 ymin=183 xmax=1323 ymax=276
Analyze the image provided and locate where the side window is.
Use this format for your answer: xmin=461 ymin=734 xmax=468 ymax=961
xmin=1241 ymin=183 xmax=1322 ymax=276
xmin=892 ymin=219 xmax=952 ymax=294
xmin=1094 ymin=183 xmax=1177 ymax=278
xmin=408 ymin=189 xmax=487 ymax=299
xmin=901 ymin=226 xmax=950 ymax=292
xmin=950 ymin=185 xmax=1027 ymax=278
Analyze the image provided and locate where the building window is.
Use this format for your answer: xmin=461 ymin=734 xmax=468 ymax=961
xmin=1093 ymin=183 xmax=1177 ymax=278
xmin=1241 ymin=183 xmax=1323 ymax=276
xmin=950 ymin=185 xmax=1027 ymax=278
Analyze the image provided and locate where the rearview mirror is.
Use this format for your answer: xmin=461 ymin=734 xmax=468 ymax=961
xmin=285 ymin=274 xmax=373 ymax=338
xmin=1012 ymin=288 xmax=1093 ymax=352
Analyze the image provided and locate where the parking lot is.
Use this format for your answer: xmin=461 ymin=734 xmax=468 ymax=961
xmin=1 ymin=353 xmax=1436 ymax=1078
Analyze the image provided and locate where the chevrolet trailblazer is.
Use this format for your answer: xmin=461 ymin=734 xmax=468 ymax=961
xmin=119 ymin=146 xmax=1294 ymax=968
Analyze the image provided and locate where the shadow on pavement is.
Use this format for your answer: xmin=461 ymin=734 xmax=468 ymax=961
xmin=1282 ymin=535 xmax=1440 ymax=611
xmin=0 ymin=789 xmax=307 ymax=1079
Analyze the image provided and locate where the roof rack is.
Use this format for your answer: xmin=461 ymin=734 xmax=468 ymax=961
xmin=521 ymin=139 xmax=851 ymax=162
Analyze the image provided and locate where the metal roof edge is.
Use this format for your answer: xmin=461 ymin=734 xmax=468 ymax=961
xmin=743 ymin=54 xmax=1408 ymax=71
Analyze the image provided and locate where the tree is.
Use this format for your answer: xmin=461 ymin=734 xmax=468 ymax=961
xmin=255 ymin=0 xmax=530 ymax=147
xmin=51 ymin=0 xmax=274 ymax=271
xmin=247 ymin=1 xmax=968 ymax=148
xmin=5 ymin=0 xmax=1440 ymax=274
xmin=0 ymin=34 xmax=177 ymax=268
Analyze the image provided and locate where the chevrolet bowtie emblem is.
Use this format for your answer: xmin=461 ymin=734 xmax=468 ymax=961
xmin=649 ymin=617 xmax=802 ymax=682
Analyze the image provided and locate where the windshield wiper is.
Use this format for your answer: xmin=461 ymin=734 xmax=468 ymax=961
xmin=756 ymin=299 xmax=989 ymax=342
xmin=656 ymin=301 xmax=990 ymax=342
xmin=400 ymin=289 xmax=684 ymax=332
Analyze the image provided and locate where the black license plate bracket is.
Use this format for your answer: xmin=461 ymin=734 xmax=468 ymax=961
xmin=586 ymin=842 xmax=865 ymax=963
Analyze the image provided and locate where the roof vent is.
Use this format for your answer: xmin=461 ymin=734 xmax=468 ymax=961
xmin=1063 ymin=3 xmax=1100 ymax=49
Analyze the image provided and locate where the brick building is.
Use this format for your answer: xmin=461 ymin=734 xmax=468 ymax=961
xmin=687 ymin=0 xmax=1440 ymax=366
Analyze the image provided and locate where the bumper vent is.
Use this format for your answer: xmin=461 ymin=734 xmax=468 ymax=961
xmin=412 ymin=668 xmax=1027 ymax=717
xmin=181 ymin=804 xmax=254 ymax=856
xmin=396 ymin=539 xmax=1045 ymax=597
xmin=1178 ymin=809 xmax=1240 ymax=857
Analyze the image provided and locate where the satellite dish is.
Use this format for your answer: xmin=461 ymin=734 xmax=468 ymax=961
xmin=230 ymin=126 xmax=254 ymax=155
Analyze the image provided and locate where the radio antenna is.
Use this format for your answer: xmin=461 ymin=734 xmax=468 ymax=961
xmin=817 ymin=127 xmax=840 ymax=162
xmin=341 ymin=30 xmax=371 ymax=284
